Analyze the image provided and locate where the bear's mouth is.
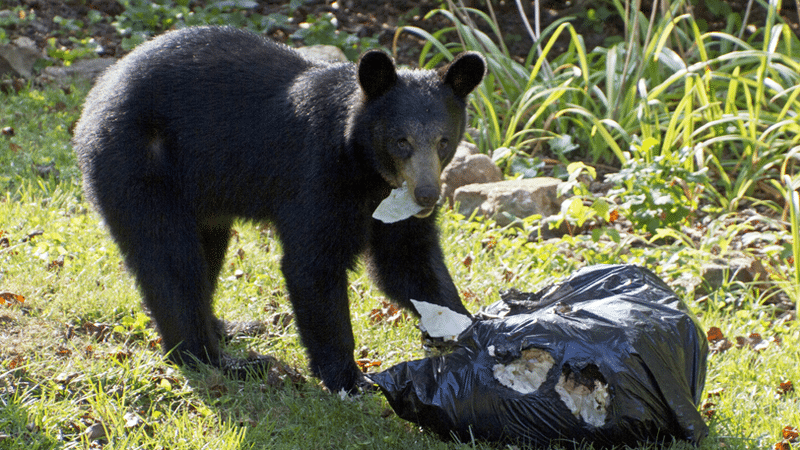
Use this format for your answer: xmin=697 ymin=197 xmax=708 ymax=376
xmin=413 ymin=206 xmax=435 ymax=218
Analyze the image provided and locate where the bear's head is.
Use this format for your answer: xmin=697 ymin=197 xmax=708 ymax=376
xmin=350 ymin=49 xmax=486 ymax=218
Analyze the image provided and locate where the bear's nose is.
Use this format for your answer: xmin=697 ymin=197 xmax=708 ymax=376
xmin=414 ymin=186 xmax=439 ymax=208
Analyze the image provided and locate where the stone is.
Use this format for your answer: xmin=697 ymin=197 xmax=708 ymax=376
xmin=440 ymin=141 xmax=503 ymax=206
xmin=0 ymin=37 xmax=43 ymax=78
xmin=454 ymin=177 xmax=562 ymax=226
xmin=41 ymin=57 xmax=116 ymax=84
xmin=295 ymin=45 xmax=348 ymax=62
xmin=698 ymin=254 xmax=771 ymax=295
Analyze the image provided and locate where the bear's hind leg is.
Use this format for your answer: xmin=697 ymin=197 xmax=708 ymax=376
xmin=200 ymin=221 xmax=272 ymax=344
xmin=199 ymin=220 xmax=233 ymax=291
xmin=199 ymin=221 xmax=236 ymax=340
xmin=103 ymin=199 xmax=223 ymax=369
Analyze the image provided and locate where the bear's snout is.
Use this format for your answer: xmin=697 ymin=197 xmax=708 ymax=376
xmin=414 ymin=185 xmax=439 ymax=208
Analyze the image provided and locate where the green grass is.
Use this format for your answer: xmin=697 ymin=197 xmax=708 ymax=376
xmin=1 ymin=83 xmax=798 ymax=450
xmin=1 ymin=4 xmax=799 ymax=447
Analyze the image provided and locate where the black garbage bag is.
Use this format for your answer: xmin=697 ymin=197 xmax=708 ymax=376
xmin=372 ymin=264 xmax=709 ymax=448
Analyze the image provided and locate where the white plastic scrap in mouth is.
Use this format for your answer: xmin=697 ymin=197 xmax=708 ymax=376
xmin=492 ymin=347 xmax=610 ymax=427
xmin=372 ymin=181 xmax=425 ymax=223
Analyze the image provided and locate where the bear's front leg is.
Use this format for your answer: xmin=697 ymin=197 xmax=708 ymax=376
xmin=280 ymin=246 xmax=366 ymax=393
xmin=368 ymin=213 xmax=471 ymax=317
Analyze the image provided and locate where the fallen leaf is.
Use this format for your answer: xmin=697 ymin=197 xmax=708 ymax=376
xmin=700 ymin=401 xmax=716 ymax=418
xmin=83 ymin=322 xmax=111 ymax=340
xmin=707 ymin=326 xmax=725 ymax=341
xmin=503 ymin=268 xmax=516 ymax=282
xmin=7 ymin=354 xmax=25 ymax=370
xmin=369 ymin=300 xmax=406 ymax=326
xmin=461 ymin=289 xmax=479 ymax=304
xmin=775 ymin=441 xmax=790 ymax=450
xmin=710 ymin=338 xmax=733 ymax=354
xmin=707 ymin=387 xmax=725 ymax=397
xmin=778 ymin=380 xmax=794 ymax=396
xmin=105 ymin=348 xmax=132 ymax=362
xmin=462 ymin=253 xmax=473 ymax=269
xmin=735 ymin=333 xmax=772 ymax=351
xmin=0 ymin=292 xmax=25 ymax=306
xmin=22 ymin=229 xmax=43 ymax=242
xmin=783 ymin=426 xmax=799 ymax=441
xmin=356 ymin=358 xmax=382 ymax=372
xmin=269 ymin=312 xmax=293 ymax=330
xmin=47 ymin=255 xmax=65 ymax=271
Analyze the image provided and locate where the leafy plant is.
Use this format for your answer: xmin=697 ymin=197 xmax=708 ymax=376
xmin=769 ymin=149 xmax=800 ymax=315
xmin=0 ymin=7 xmax=34 ymax=44
xmin=553 ymin=162 xmax=620 ymax=242
xmin=606 ymin=137 xmax=708 ymax=233
xmin=46 ymin=37 xmax=99 ymax=66
xmin=289 ymin=13 xmax=381 ymax=61
xmin=112 ymin=0 xmax=295 ymax=50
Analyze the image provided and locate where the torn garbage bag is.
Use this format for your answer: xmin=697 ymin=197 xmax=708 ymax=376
xmin=372 ymin=264 xmax=709 ymax=447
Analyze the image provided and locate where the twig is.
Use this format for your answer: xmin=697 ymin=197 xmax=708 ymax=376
xmin=514 ymin=0 xmax=553 ymax=80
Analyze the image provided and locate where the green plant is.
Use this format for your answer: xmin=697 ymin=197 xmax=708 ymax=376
xmin=768 ymin=149 xmax=800 ymax=315
xmin=552 ymin=161 xmax=620 ymax=242
xmin=46 ymin=37 xmax=99 ymax=66
xmin=289 ymin=13 xmax=381 ymax=61
xmin=112 ymin=0 xmax=295 ymax=50
xmin=52 ymin=15 xmax=89 ymax=37
xmin=785 ymin=174 xmax=800 ymax=316
xmin=0 ymin=7 xmax=34 ymax=44
xmin=606 ymin=137 xmax=708 ymax=233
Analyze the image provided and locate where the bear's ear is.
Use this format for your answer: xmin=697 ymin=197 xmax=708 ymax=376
xmin=439 ymin=51 xmax=486 ymax=98
xmin=358 ymin=50 xmax=398 ymax=100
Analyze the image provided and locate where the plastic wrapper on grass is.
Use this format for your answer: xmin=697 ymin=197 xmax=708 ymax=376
xmin=372 ymin=264 xmax=709 ymax=448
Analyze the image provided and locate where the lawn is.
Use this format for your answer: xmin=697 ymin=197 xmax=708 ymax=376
xmin=1 ymin=1 xmax=800 ymax=449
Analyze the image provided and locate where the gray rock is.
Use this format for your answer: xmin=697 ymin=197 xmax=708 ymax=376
xmin=295 ymin=45 xmax=348 ymax=62
xmin=41 ymin=57 xmax=116 ymax=84
xmin=454 ymin=177 xmax=562 ymax=226
xmin=698 ymin=254 xmax=771 ymax=295
xmin=440 ymin=141 xmax=503 ymax=206
xmin=0 ymin=37 xmax=42 ymax=78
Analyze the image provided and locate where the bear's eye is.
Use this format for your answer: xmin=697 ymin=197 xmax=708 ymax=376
xmin=437 ymin=138 xmax=450 ymax=157
xmin=395 ymin=138 xmax=412 ymax=158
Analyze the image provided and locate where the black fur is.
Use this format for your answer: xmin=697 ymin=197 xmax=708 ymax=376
xmin=73 ymin=26 xmax=485 ymax=393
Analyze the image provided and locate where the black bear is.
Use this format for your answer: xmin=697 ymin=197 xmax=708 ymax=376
xmin=73 ymin=26 xmax=485 ymax=393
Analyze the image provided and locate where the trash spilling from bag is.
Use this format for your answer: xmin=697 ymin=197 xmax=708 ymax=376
xmin=372 ymin=264 xmax=709 ymax=448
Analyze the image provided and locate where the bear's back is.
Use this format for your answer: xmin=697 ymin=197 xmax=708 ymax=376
xmin=73 ymin=26 xmax=359 ymax=219
xmin=81 ymin=27 xmax=314 ymax=124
